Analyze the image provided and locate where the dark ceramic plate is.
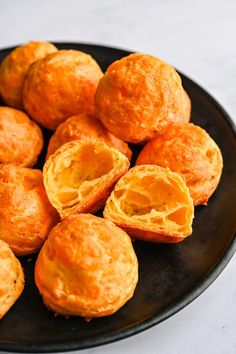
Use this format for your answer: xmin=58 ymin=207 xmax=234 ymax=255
xmin=0 ymin=43 xmax=236 ymax=353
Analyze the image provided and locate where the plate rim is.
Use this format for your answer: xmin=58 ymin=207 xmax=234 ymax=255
xmin=0 ymin=42 xmax=235 ymax=353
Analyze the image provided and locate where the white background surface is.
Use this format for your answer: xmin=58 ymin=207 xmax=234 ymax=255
xmin=1 ymin=1 xmax=236 ymax=353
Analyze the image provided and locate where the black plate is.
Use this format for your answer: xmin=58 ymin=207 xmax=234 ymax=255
xmin=0 ymin=43 xmax=236 ymax=353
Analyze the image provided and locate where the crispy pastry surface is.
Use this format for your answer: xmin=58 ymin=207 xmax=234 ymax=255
xmin=0 ymin=164 xmax=59 ymax=255
xmin=104 ymin=165 xmax=194 ymax=243
xmin=182 ymin=90 xmax=191 ymax=123
xmin=136 ymin=123 xmax=223 ymax=205
xmin=95 ymin=53 xmax=187 ymax=143
xmin=43 ymin=141 xmax=130 ymax=218
xmin=35 ymin=214 xmax=138 ymax=318
xmin=0 ymin=239 xmax=24 ymax=319
xmin=46 ymin=113 xmax=132 ymax=160
xmin=0 ymin=107 xmax=43 ymax=167
xmin=0 ymin=41 xmax=57 ymax=109
xmin=23 ymin=50 xmax=103 ymax=130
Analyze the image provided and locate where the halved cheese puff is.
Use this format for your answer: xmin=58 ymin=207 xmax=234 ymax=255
xmin=104 ymin=165 xmax=194 ymax=243
xmin=0 ymin=239 xmax=24 ymax=319
xmin=43 ymin=141 xmax=130 ymax=219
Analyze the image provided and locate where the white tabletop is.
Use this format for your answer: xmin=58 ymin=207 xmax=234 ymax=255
xmin=1 ymin=1 xmax=236 ymax=353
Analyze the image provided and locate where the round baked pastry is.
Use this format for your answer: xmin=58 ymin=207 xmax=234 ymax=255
xmin=35 ymin=214 xmax=138 ymax=318
xmin=43 ymin=141 xmax=130 ymax=219
xmin=46 ymin=113 xmax=132 ymax=160
xmin=0 ymin=41 xmax=57 ymax=109
xmin=183 ymin=90 xmax=191 ymax=123
xmin=0 ymin=239 xmax=24 ymax=319
xmin=23 ymin=50 xmax=103 ymax=130
xmin=0 ymin=164 xmax=59 ymax=255
xmin=0 ymin=107 xmax=43 ymax=167
xmin=95 ymin=53 xmax=186 ymax=143
xmin=104 ymin=165 xmax=194 ymax=243
xmin=136 ymin=123 xmax=223 ymax=205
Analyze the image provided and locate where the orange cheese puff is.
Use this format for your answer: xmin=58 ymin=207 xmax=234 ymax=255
xmin=23 ymin=50 xmax=103 ymax=130
xmin=95 ymin=53 xmax=186 ymax=143
xmin=104 ymin=165 xmax=194 ymax=243
xmin=0 ymin=164 xmax=59 ymax=255
xmin=35 ymin=214 xmax=138 ymax=318
xmin=0 ymin=239 xmax=24 ymax=319
xmin=136 ymin=123 xmax=223 ymax=205
xmin=0 ymin=41 xmax=57 ymax=108
xmin=0 ymin=107 xmax=43 ymax=167
xmin=46 ymin=113 xmax=132 ymax=160
xmin=43 ymin=141 xmax=130 ymax=219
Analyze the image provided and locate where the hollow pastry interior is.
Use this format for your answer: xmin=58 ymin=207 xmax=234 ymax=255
xmin=104 ymin=165 xmax=194 ymax=241
xmin=43 ymin=141 xmax=129 ymax=218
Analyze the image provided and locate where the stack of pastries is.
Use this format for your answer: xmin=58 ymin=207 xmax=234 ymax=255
xmin=0 ymin=41 xmax=223 ymax=319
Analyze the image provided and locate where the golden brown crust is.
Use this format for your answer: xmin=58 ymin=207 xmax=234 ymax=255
xmin=114 ymin=226 xmax=184 ymax=243
xmin=104 ymin=165 xmax=194 ymax=243
xmin=0 ymin=239 xmax=24 ymax=318
xmin=0 ymin=41 xmax=57 ymax=109
xmin=46 ymin=113 xmax=132 ymax=160
xmin=182 ymin=90 xmax=191 ymax=123
xmin=0 ymin=164 xmax=59 ymax=255
xmin=23 ymin=50 xmax=103 ymax=130
xmin=35 ymin=214 xmax=138 ymax=318
xmin=43 ymin=141 xmax=130 ymax=219
xmin=0 ymin=107 xmax=43 ymax=167
xmin=136 ymin=123 xmax=223 ymax=205
xmin=95 ymin=53 xmax=186 ymax=143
